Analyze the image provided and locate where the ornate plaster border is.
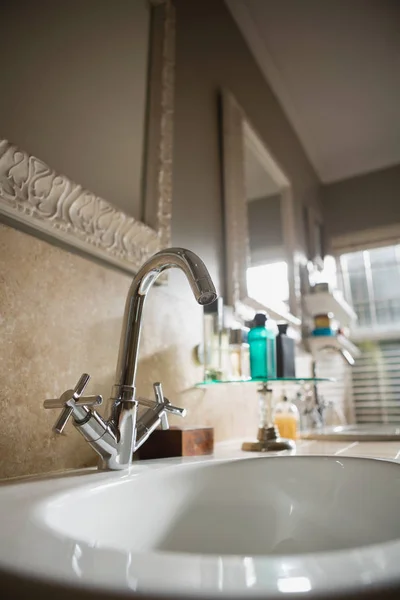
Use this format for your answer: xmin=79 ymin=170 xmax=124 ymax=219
xmin=0 ymin=0 xmax=175 ymax=275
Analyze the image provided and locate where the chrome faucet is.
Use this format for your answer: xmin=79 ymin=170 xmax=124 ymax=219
xmin=44 ymin=248 xmax=217 ymax=470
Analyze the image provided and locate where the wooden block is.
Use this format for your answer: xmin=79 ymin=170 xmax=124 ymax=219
xmin=137 ymin=427 xmax=214 ymax=460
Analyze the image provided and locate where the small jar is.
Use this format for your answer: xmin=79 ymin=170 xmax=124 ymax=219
xmin=228 ymin=328 xmax=249 ymax=379
xmin=274 ymin=394 xmax=300 ymax=440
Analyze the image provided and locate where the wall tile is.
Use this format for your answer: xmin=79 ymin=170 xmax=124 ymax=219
xmin=0 ymin=225 xmax=260 ymax=479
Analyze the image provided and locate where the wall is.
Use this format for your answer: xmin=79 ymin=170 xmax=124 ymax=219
xmin=322 ymin=163 xmax=400 ymax=241
xmin=172 ymin=0 xmax=322 ymax=289
xmin=0 ymin=0 xmax=318 ymax=479
xmin=0 ymin=0 xmax=149 ymax=220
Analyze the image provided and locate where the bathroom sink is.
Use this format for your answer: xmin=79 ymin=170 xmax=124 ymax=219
xmin=2 ymin=455 xmax=400 ymax=598
xmin=301 ymin=424 xmax=400 ymax=442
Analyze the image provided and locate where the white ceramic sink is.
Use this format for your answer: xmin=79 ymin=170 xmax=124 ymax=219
xmin=2 ymin=455 xmax=400 ymax=598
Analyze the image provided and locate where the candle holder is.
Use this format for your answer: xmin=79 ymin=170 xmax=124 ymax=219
xmin=241 ymin=382 xmax=296 ymax=452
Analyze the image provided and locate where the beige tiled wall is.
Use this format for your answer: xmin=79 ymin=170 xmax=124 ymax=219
xmin=0 ymin=224 xmax=261 ymax=479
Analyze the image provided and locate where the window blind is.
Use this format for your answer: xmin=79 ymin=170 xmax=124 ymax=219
xmin=335 ymin=243 xmax=400 ymax=425
xmin=352 ymin=341 xmax=400 ymax=423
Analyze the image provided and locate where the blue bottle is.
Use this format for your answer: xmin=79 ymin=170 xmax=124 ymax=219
xmin=248 ymin=313 xmax=277 ymax=379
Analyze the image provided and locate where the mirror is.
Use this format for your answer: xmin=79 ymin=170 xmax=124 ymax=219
xmin=222 ymin=90 xmax=300 ymax=324
xmin=0 ymin=0 xmax=175 ymax=274
xmin=245 ymin=137 xmax=290 ymax=313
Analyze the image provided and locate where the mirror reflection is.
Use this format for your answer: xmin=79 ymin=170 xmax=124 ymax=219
xmin=244 ymin=134 xmax=290 ymax=313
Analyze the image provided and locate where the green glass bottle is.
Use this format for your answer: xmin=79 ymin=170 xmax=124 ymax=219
xmin=248 ymin=313 xmax=277 ymax=379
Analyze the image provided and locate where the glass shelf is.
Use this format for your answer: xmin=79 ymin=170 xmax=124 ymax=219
xmin=195 ymin=377 xmax=334 ymax=387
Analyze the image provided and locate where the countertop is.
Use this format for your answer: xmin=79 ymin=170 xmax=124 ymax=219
xmin=2 ymin=438 xmax=400 ymax=486
xmin=213 ymin=438 xmax=400 ymax=462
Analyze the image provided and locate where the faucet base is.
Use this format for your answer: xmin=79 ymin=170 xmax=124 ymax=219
xmin=242 ymin=426 xmax=296 ymax=452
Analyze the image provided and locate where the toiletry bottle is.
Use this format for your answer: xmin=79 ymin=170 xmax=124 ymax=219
xmin=248 ymin=313 xmax=277 ymax=379
xmin=312 ymin=313 xmax=334 ymax=337
xmin=276 ymin=323 xmax=296 ymax=378
xmin=274 ymin=394 xmax=299 ymax=440
xmin=203 ymin=297 xmax=224 ymax=381
xmin=228 ymin=327 xmax=249 ymax=379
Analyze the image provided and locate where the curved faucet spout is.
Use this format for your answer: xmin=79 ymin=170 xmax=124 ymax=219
xmin=114 ymin=248 xmax=217 ymax=401
xmin=45 ymin=248 xmax=217 ymax=470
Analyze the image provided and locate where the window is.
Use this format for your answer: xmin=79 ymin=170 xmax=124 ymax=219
xmin=338 ymin=244 xmax=400 ymax=424
xmin=339 ymin=245 xmax=400 ymax=330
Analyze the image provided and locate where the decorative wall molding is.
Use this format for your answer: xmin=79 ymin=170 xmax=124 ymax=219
xmin=0 ymin=138 xmax=160 ymax=271
xmin=0 ymin=0 xmax=175 ymax=275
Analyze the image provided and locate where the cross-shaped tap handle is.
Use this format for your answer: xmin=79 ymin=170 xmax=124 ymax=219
xmin=153 ymin=382 xmax=186 ymax=430
xmin=137 ymin=382 xmax=186 ymax=431
xmin=153 ymin=382 xmax=169 ymax=430
xmin=43 ymin=373 xmax=103 ymax=434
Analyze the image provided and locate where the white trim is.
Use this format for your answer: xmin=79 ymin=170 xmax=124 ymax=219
xmin=351 ymin=327 xmax=400 ymax=344
xmin=306 ymin=335 xmax=360 ymax=359
xmin=0 ymin=0 xmax=175 ymax=275
xmin=306 ymin=204 xmax=324 ymax=268
xmin=304 ymin=290 xmax=357 ymax=327
xmin=331 ymin=223 xmax=400 ymax=256
xmin=239 ymin=297 xmax=301 ymax=328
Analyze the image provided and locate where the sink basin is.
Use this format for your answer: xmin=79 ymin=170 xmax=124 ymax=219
xmin=301 ymin=424 xmax=400 ymax=442
xmin=2 ymin=455 xmax=400 ymax=598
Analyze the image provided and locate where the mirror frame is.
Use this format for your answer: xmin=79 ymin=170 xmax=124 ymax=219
xmin=306 ymin=204 xmax=325 ymax=270
xmin=221 ymin=90 xmax=301 ymax=325
xmin=0 ymin=0 xmax=175 ymax=274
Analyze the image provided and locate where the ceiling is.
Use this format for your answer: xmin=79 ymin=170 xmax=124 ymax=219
xmin=226 ymin=0 xmax=400 ymax=183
